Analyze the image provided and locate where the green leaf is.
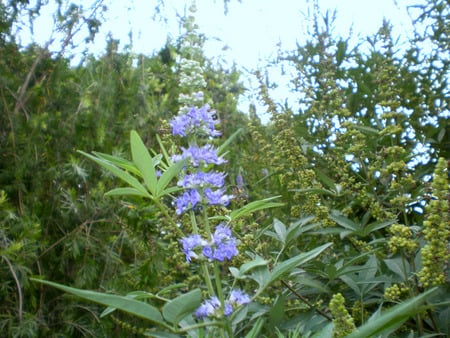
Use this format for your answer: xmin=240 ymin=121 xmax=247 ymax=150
xmin=130 ymin=130 xmax=158 ymax=196
xmin=144 ymin=332 xmax=181 ymax=338
xmin=159 ymin=186 xmax=184 ymax=196
xmin=156 ymin=159 xmax=188 ymax=197
xmin=273 ymin=219 xmax=287 ymax=244
xmin=384 ymin=258 xmax=410 ymax=280
xmin=312 ymin=322 xmax=333 ymax=338
xmin=230 ymin=196 xmax=283 ymax=220
xmin=155 ymin=134 xmax=173 ymax=166
xmin=352 ymin=124 xmax=380 ymax=136
xmin=267 ymin=243 xmax=332 ymax=287
xmin=217 ymin=128 xmax=242 ymax=155
xmin=330 ymin=212 xmax=359 ymax=231
xmin=346 ymin=288 xmax=439 ymax=338
xmin=290 ymin=188 xmax=337 ymax=196
xmin=105 ymin=187 xmax=150 ymax=198
xmin=162 ymin=289 xmax=201 ymax=325
xmin=79 ymin=151 xmax=150 ymax=198
xmin=244 ymin=317 xmax=264 ymax=338
xmin=31 ymin=278 xmax=168 ymax=327
xmin=91 ymin=151 xmax=141 ymax=177
xmin=235 ymin=256 xmax=270 ymax=278
xmin=101 ymin=291 xmax=157 ymax=317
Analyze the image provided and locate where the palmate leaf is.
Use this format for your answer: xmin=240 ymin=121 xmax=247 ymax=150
xmin=31 ymin=278 xmax=169 ymax=328
xmin=78 ymin=151 xmax=151 ymax=198
xmin=130 ymin=130 xmax=158 ymax=196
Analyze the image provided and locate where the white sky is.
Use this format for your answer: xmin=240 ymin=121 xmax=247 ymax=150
xmin=98 ymin=0 xmax=415 ymax=67
xmin=20 ymin=0 xmax=415 ymax=66
xmin=17 ymin=0 xmax=417 ymax=120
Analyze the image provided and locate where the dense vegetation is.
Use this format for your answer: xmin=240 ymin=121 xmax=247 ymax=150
xmin=1 ymin=0 xmax=448 ymax=337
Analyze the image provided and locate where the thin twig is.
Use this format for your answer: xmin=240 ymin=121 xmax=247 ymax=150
xmin=2 ymin=255 xmax=23 ymax=323
xmin=281 ymin=280 xmax=333 ymax=321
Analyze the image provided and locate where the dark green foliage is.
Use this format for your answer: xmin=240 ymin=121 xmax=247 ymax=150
xmin=1 ymin=0 xmax=449 ymax=337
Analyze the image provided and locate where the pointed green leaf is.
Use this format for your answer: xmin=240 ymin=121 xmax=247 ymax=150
xmin=244 ymin=317 xmax=265 ymax=338
xmin=105 ymin=187 xmax=151 ymax=198
xmin=217 ymin=128 xmax=242 ymax=155
xmin=156 ymin=159 xmax=188 ymax=197
xmin=266 ymin=243 xmax=332 ymax=288
xmin=330 ymin=212 xmax=359 ymax=231
xmin=159 ymin=186 xmax=184 ymax=196
xmin=144 ymin=332 xmax=181 ymax=338
xmin=79 ymin=151 xmax=150 ymax=198
xmin=162 ymin=289 xmax=201 ymax=325
xmin=237 ymin=256 xmax=270 ymax=277
xmin=273 ymin=219 xmax=287 ymax=244
xmin=101 ymin=291 xmax=157 ymax=317
xmin=130 ymin=130 xmax=158 ymax=196
xmin=31 ymin=278 xmax=167 ymax=327
xmin=346 ymin=288 xmax=438 ymax=338
xmin=230 ymin=196 xmax=283 ymax=220
xmin=91 ymin=151 xmax=141 ymax=176
xmin=156 ymin=134 xmax=173 ymax=167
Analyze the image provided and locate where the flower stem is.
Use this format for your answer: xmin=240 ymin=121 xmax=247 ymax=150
xmin=190 ymin=210 xmax=215 ymax=297
xmin=153 ymin=198 xmax=184 ymax=237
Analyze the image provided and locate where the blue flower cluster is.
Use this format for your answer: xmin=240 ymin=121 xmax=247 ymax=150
xmin=170 ymin=105 xmax=233 ymax=215
xmin=180 ymin=224 xmax=238 ymax=262
xmin=195 ymin=289 xmax=251 ymax=319
xmin=170 ymin=104 xmax=221 ymax=137
xmin=172 ymin=144 xmax=226 ymax=167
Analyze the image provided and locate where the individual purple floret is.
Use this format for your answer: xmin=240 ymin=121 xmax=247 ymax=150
xmin=170 ymin=104 xmax=221 ymax=137
xmin=178 ymin=171 xmax=226 ymax=189
xmin=195 ymin=296 xmax=221 ymax=318
xmin=180 ymin=234 xmax=206 ymax=262
xmin=224 ymin=303 xmax=233 ymax=316
xmin=229 ymin=289 xmax=251 ymax=306
xmin=203 ymin=225 xmax=238 ymax=262
xmin=172 ymin=144 xmax=227 ymax=167
xmin=174 ymin=189 xmax=202 ymax=215
xmin=204 ymin=188 xmax=233 ymax=206
xmin=212 ymin=224 xmax=233 ymax=243
xmin=195 ymin=290 xmax=251 ymax=319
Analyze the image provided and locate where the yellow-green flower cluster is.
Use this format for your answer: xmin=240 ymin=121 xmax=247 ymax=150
xmin=271 ymin=111 xmax=330 ymax=221
xmin=329 ymin=293 xmax=356 ymax=338
xmin=388 ymin=223 xmax=418 ymax=254
xmin=384 ymin=283 xmax=409 ymax=302
xmin=418 ymin=158 xmax=449 ymax=288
